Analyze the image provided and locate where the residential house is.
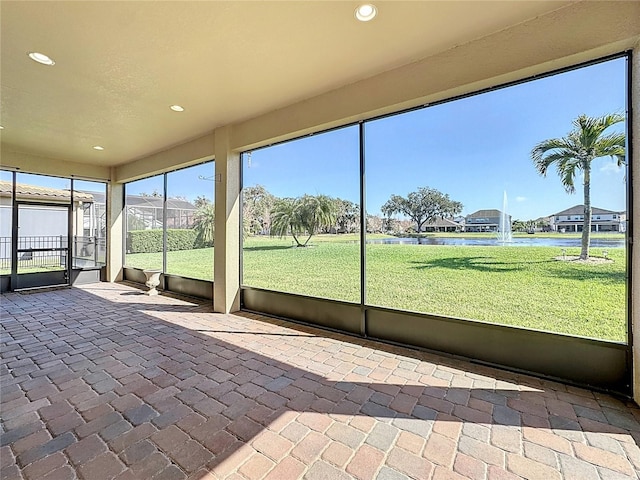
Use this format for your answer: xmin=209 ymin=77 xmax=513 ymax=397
xmin=550 ymin=205 xmax=626 ymax=233
xmin=124 ymin=194 xmax=198 ymax=231
xmin=464 ymin=209 xmax=511 ymax=233
xmin=0 ymin=180 xmax=95 ymax=268
xmin=421 ymin=217 xmax=462 ymax=233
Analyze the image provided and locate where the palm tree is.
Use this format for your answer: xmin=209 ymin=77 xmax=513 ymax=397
xmin=531 ymin=113 xmax=625 ymax=259
xmin=270 ymin=198 xmax=305 ymax=246
xmin=297 ymin=194 xmax=337 ymax=241
xmin=193 ymin=203 xmax=215 ymax=247
xmin=270 ymin=195 xmax=337 ymax=247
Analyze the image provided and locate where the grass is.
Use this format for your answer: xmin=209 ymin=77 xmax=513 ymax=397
xmin=125 ymin=233 xmax=627 ymax=342
xmin=365 ymin=244 xmax=625 ymax=341
xmin=0 ymin=262 xmax=65 ymax=275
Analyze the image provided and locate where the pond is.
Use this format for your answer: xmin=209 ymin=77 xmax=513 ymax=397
xmin=366 ymin=236 xmax=626 ymax=248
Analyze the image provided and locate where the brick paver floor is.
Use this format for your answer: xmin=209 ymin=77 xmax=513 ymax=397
xmin=2 ymin=282 xmax=640 ymax=480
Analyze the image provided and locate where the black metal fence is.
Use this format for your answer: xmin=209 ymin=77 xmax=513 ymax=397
xmin=72 ymin=236 xmax=107 ymax=268
xmin=16 ymin=236 xmax=68 ymax=271
xmin=0 ymin=236 xmax=106 ymax=271
xmin=0 ymin=237 xmax=10 ymax=271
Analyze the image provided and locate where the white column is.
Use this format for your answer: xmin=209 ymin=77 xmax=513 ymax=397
xmin=213 ymin=126 xmax=241 ymax=313
xmin=106 ymin=177 xmax=124 ymax=282
xmin=632 ymin=40 xmax=640 ymax=403
xmin=72 ymin=202 xmax=83 ymax=237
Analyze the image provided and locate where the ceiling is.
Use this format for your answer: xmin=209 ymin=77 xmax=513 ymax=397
xmin=0 ymin=1 xmax=574 ymax=168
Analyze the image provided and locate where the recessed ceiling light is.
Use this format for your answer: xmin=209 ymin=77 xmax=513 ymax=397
xmin=93 ymin=145 xmax=104 ymax=151
xmin=28 ymin=52 xmax=55 ymax=66
xmin=170 ymin=105 xmax=184 ymax=112
xmin=355 ymin=4 xmax=377 ymax=22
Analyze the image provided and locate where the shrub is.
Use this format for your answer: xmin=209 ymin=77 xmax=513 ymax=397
xmin=128 ymin=229 xmax=196 ymax=253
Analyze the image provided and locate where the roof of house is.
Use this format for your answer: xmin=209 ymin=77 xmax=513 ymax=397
xmin=0 ymin=182 xmax=197 ymax=210
xmin=126 ymin=196 xmax=196 ymax=210
xmin=0 ymin=180 xmax=94 ymax=202
xmin=424 ymin=217 xmax=461 ymax=227
xmin=74 ymin=191 xmax=197 ymax=210
xmin=466 ymin=209 xmax=503 ymax=218
xmin=553 ymin=205 xmax=621 ymax=216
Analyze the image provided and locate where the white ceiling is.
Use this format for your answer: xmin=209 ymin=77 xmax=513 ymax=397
xmin=0 ymin=1 xmax=573 ymax=167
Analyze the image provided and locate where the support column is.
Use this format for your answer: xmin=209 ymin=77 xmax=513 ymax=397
xmin=73 ymin=202 xmax=83 ymax=237
xmin=106 ymin=177 xmax=124 ymax=282
xmin=631 ymin=41 xmax=640 ymax=403
xmin=214 ymin=126 xmax=241 ymax=313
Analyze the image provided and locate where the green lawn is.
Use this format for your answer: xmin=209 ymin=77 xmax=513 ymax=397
xmin=0 ymin=261 xmax=65 ymax=274
xmin=125 ymin=233 xmax=627 ymax=342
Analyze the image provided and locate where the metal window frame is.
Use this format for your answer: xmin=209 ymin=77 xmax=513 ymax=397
xmin=122 ymin=160 xmax=216 ymax=285
xmin=237 ymin=51 xmax=633 ymax=396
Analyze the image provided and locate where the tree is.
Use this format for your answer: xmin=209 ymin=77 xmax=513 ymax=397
xmin=270 ymin=198 xmax=301 ymax=244
xmin=193 ymin=203 xmax=215 ymax=247
xmin=366 ymin=214 xmax=384 ymax=233
xmin=139 ymin=189 xmax=162 ymax=197
xmin=334 ymin=199 xmax=360 ymax=234
xmin=300 ymin=195 xmax=337 ymax=240
xmin=194 ymin=195 xmax=211 ymax=209
xmin=270 ymin=194 xmax=337 ymax=247
xmin=126 ymin=210 xmax=147 ymax=231
xmin=531 ymin=113 xmax=625 ymax=259
xmin=381 ymin=187 xmax=463 ymax=233
xmin=512 ymin=219 xmax=527 ymax=233
xmin=243 ymin=185 xmax=275 ymax=235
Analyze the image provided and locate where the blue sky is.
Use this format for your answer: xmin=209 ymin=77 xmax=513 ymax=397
xmin=126 ymin=162 xmax=215 ymax=201
xmin=2 ymin=57 xmax=627 ymax=221
xmin=245 ymin=56 xmax=627 ymax=220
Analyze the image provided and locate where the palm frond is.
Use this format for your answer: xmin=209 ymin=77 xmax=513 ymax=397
xmin=532 ymin=148 xmax=579 ymax=177
xmin=532 ymin=113 xmax=625 ymax=184
xmin=193 ymin=203 xmax=215 ymax=247
xmin=573 ymin=113 xmax=624 ymax=151
xmin=531 ymin=112 xmax=626 ymax=259
xmin=594 ymin=132 xmax=626 ymax=163
xmin=556 ymin=158 xmax=578 ymax=194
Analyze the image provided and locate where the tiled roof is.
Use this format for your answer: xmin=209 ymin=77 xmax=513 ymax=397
xmin=75 ymin=191 xmax=197 ymax=210
xmin=0 ymin=180 xmax=94 ymax=202
xmin=424 ymin=217 xmax=461 ymax=227
xmin=0 ymin=182 xmax=197 ymax=209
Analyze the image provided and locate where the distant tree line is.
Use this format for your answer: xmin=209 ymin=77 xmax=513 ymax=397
xmin=242 ymin=184 xmax=466 ymax=246
xmin=132 ymin=184 xmax=467 ymax=249
xmin=242 ymin=186 xmax=364 ymax=245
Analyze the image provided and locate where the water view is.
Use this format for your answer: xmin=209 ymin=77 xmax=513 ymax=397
xmin=366 ymin=236 xmax=625 ymax=248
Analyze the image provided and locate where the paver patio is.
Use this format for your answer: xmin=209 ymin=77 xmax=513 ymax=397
xmin=1 ymin=282 xmax=640 ymax=479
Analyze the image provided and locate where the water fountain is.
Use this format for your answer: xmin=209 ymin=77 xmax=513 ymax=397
xmin=496 ymin=191 xmax=512 ymax=243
